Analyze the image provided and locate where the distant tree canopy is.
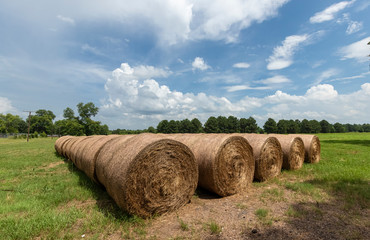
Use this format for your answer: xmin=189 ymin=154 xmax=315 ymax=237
xmin=55 ymin=102 xmax=108 ymax=136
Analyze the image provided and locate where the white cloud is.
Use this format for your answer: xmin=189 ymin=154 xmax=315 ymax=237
xmin=309 ymin=0 xmax=355 ymax=24
xmin=346 ymin=21 xmax=363 ymax=34
xmin=101 ymin=62 xmax=370 ymax=129
xmin=233 ymin=62 xmax=250 ymax=69
xmin=258 ymin=75 xmax=291 ymax=85
xmin=312 ymin=68 xmax=340 ymax=85
xmin=57 ymin=15 xmax=75 ymax=25
xmin=339 ymin=36 xmax=370 ymax=62
xmin=267 ymin=34 xmax=309 ymax=70
xmin=191 ymin=0 xmax=290 ymax=43
xmin=192 ymin=57 xmax=210 ymax=71
xmin=0 ymin=97 xmax=16 ymax=114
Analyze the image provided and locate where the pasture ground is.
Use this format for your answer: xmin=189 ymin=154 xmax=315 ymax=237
xmin=0 ymin=133 xmax=369 ymax=239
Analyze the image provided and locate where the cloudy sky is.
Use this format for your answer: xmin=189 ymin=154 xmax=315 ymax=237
xmin=0 ymin=0 xmax=369 ymax=129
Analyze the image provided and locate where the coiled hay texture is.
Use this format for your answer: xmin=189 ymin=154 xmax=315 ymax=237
xmin=63 ymin=137 xmax=82 ymax=161
xmin=67 ymin=136 xmax=91 ymax=165
xmin=292 ymin=134 xmax=321 ymax=163
xmin=60 ymin=136 xmax=77 ymax=158
xmin=237 ymin=134 xmax=283 ymax=182
xmin=77 ymin=135 xmax=122 ymax=183
xmin=269 ymin=134 xmax=305 ymax=170
xmin=54 ymin=136 xmax=73 ymax=156
xmin=95 ymin=133 xmax=198 ymax=218
xmin=162 ymin=134 xmax=254 ymax=197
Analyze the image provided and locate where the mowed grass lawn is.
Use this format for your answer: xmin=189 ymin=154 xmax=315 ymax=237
xmin=0 ymin=133 xmax=369 ymax=239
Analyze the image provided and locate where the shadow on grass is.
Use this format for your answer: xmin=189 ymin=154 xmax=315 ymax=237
xmin=242 ymin=200 xmax=369 ymax=240
xmin=65 ymin=160 xmax=138 ymax=222
xmin=321 ymin=139 xmax=370 ymax=147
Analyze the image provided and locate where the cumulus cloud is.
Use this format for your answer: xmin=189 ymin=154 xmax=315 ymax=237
xmin=258 ymin=75 xmax=291 ymax=85
xmin=0 ymin=97 xmax=16 ymax=114
xmin=192 ymin=57 xmax=210 ymax=71
xmin=339 ymin=36 xmax=370 ymax=62
xmin=233 ymin=62 xmax=250 ymax=69
xmin=267 ymin=34 xmax=309 ymax=70
xmin=101 ymin=62 xmax=370 ymax=129
xmin=309 ymin=0 xmax=355 ymax=24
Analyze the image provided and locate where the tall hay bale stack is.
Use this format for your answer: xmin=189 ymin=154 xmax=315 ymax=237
xmin=291 ymin=134 xmax=321 ymax=163
xmin=54 ymin=136 xmax=73 ymax=156
xmin=236 ymin=134 xmax=283 ymax=182
xmin=161 ymin=134 xmax=254 ymax=197
xmin=95 ymin=133 xmax=198 ymax=218
xmin=269 ymin=134 xmax=305 ymax=170
xmin=78 ymin=135 xmax=122 ymax=183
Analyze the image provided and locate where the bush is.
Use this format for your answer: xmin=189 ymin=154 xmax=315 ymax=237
xmin=40 ymin=132 xmax=47 ymax=138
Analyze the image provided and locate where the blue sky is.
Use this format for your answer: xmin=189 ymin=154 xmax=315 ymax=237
xmin=0 ymin=0 xmax=369 ymax=129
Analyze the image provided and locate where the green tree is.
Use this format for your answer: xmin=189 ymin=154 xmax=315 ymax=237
xmin=63 ymin=107 xmax=76 ymax=120
xmin=55 ymin=119 xmax=84 ymax=136
xmin=333 ymin=122 xmax=345 ymax=133
xmin=277 ymin=120 xmax=288 ymax=134
xmin=263 ymin=118 xmax=277 ymax=134
xmin=77 ymin=102 xmax=99 ymax=123
xmin=179 ymin=119 xmax=192 ymax=133
xmin=29 ymin=109 xmax=56 ymax=135
xmin=204 ymin=116 xmax=219 ymax=133
xmin=190 ymin=118 xmax=203 ymax=133
xmin=0 ymin=114 xmax=27 ymax=133
xmin=286 ymin=120 xmax=299 ymax=133
xmin=309 ymin=120 xmax=321 ymax=133
xmin=320 ymin=120 xmax=331 ymax=133
xmin=227 ymin=116 xmax=240 ymax=133
xmin=217 ymin=116 xmax=228 ymax=133
xmin=157 ymin=120 xmax=169 ymax=133
xmin=168 ymin=120 xmax=179 ymax=133
xmin=300 ymin=119 xmax=311 ymax=133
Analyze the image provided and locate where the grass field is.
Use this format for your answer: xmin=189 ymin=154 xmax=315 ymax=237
xmin=0 ymin=133 xmax=369 ymax=239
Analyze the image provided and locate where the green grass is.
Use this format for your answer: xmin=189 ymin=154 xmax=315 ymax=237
xmin=0 ymin=138 xmax=145 ymax=239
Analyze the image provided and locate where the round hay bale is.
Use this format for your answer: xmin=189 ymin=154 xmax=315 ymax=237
xmin=63 ymin=137 xmax=82 ymax=161
xmin=78 ymin=135 xmax=122 ymax=183
xmin=95 ymin=133 xmax=198 ymax=218
xmin=161 ymin=134 xmax=254 ymax=196
xmin=60 ymin=136 xmax=77 ymax=158
xmin=291 ymin=134 xmax=321 ymax=163
xmin=237 ymin=134 xmax=283 ymax=182
xmin=54 ymin=136 xmax=72 ymax=156
xmin=68 ymin=136 xmax=92 ymax=165
xmin=269 ymin=134 xmax=305 ymax=170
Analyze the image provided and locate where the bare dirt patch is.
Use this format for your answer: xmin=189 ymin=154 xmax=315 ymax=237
xmin=143 ymin=181 xmax=369 ymax=240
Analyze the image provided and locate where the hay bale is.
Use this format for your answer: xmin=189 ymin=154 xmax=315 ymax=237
xmin=63 ymin=137 xmax=82 ymax=161
xmin=54 ymin=136 xmax=72 ymax=156
xmin=236 ymin=134 xmax=283 ymax=182
xmin=269 ymin=134 xmax=305 ymax=170
xmin=161 ymin=134 xmax=254 ymax=196
xmin=68 ymin=136 xmax=93 ymax=165
xmin=291 ymin=134 xmax=321 ymax=163
xmin=78 ymin=135 xmax=122 ymax=183
xmin=95 ymin=133 xmax=198 ymax=218
xmin=60 ymin=136 xmax=77 ymax=158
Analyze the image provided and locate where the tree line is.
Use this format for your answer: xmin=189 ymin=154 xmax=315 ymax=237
xmin=2 ymin=110 xmax=370 ymax=136
xmin=153 ymin=116 xmax=370 ymax=134
xmin=0 ymin=102 xmax=109 ymax=137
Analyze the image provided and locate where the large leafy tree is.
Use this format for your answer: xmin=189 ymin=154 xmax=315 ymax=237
xmin=227 ymin=116 xmax=240 ymax=133
xmin=190 ymin=118 xmax=203 ymax=133
xmin=0 ymin=113 xmax=27 ymax=133
xmin=204 ymin=116 xmax=219 ymax=133
xmin=263 ymin=118 xmax=277 ymax=134
xmin=157 ymin=120 xmax=169 ymax=133
xmin=29 ymin=109 xmax=56 ymax=134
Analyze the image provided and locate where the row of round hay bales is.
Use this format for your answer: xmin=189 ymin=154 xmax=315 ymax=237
xmin=54 ymin=133 xmax=320 ymax=217
xmin=55 ymin=134 xmax=198 ymax=218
